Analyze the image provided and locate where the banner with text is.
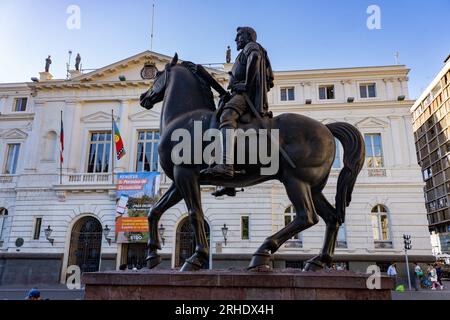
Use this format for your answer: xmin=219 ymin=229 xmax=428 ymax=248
xmin=115 ymin=172 xmax=160 ymax=243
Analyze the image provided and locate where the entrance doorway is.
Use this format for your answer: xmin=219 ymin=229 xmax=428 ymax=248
xmin=175 ymin=217 xmax=210 ymax=268
xmin=68 ymin=216 xmax=102 ymax=273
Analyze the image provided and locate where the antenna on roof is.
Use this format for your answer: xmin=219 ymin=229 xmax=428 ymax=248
xmin=150 ymin=3 xmax=155 ymax=51
xmin=394 ymin=51 xmax=400 ymax=65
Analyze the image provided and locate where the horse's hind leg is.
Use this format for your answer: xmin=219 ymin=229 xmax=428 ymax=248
xmin=304 ymin=192 xmax=340 ymax=271
xmin=146 ymin=182 xmax=182 ymax=269
xmin=173 ymin=166 xmax=209 ymax=272
xmin=248 ymin=177 xmax=319 ymax=270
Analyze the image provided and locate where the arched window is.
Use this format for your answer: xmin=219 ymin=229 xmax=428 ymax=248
xmin=43 ymin=131 xmax=57 ymax=161
xmin=284 ymin=205 xmax=302 ymax=247
xmin=371 ymin=205 xmax=392 ymax=248
xmin=0 ymin=208 xmax=9 ymax=246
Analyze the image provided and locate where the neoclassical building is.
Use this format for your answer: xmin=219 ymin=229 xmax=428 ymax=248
xmin=0 ymin=50 xmax=432 ymax=285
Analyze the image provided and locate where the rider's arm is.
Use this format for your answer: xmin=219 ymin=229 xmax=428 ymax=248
xmin=243 ymin=50 xmax=262 ymax=92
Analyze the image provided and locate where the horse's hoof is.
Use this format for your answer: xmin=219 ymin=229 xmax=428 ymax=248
xmin=303 ymin=261 xmax=324 ymax=272
xmin=247 ymin=253 xmax=272 ymax=270
xmin=145 ymin=254 xmax=162 ymax=269
xmin=303 ymin=255 xmax=332 ymax=272
xmin=180 ymin=261 xmax=201 ymax=272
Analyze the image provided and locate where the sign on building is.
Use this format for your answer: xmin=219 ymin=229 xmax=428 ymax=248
xmin=115 ymin=172 xmax=160 ymax=243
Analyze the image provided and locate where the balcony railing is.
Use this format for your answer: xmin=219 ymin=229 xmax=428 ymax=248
xmin=62 ymin=173 xmax=113 ymax=185
xmin=0 ymin=175 xmax=14 ymax=184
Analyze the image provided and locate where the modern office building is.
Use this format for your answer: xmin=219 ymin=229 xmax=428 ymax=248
xmin=0 ymin=50 xmax=432 ymax=285
xmin=411 ymin=55 xmax=450 ymax=254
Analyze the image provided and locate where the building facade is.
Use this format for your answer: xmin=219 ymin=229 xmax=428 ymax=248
xmin=411 ymin=55 xmax=450 ymax=255
xmin=0 ymin=51 xmax=432 ymax=285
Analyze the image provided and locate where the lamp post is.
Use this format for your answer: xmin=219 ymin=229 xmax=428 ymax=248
xmin=103 ymin=225 xmax=112 ymax=245
xmin=44 ymin=225 xmax=54 ymax=245
xmin=159 ymin=224 xmax=165 ymax=246
xmin=221 ymin=224 xmax=228 ymax=246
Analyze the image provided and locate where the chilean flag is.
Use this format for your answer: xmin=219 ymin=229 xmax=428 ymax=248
xmin=113 ymin=120 xmax=126 ymax=160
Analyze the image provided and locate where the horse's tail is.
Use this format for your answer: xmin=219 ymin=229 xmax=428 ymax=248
xmin=326 ymin=122 xmax=365 ymax=224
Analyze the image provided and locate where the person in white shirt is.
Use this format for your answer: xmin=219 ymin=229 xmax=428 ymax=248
xmin=387 ymin=263 xmax=398 ymax=286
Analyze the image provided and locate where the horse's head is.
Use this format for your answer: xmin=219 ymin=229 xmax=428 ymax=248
xmin=139 ymin=53 xmax=178 ymax=110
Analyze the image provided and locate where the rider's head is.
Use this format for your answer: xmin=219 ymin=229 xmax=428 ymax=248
xmin=235 ymin=27 xmax=257 ymax=50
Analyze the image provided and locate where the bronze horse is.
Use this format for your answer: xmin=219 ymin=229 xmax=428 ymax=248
xmin=139 ymin=54 xmax=365 ymax=272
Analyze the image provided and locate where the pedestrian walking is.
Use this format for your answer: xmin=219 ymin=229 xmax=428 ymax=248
xmin=413 ymin=262 xmax=423 ymax=291
xmin=430 ymin=264 xmax=443 ymax=290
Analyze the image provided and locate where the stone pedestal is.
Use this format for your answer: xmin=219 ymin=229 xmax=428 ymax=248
xmin=39 ymin=72 xmax=53 ymax=81
xmin=83 ymin=269 xmax=394 ymax=300
xmin=69 ymin=70 xmax=82 ymax=79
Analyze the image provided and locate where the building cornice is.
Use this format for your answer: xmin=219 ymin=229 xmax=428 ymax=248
xmin=271 ymin=100 xmax=414 ymax=112
xmin=0 ymin=113 xmax=35 ymax=121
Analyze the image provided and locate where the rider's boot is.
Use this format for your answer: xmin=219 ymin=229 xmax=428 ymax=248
xmin=201 ymin=127 xmax=235 ymax=178
xmin=212 ymin=187 xmax=237 ymax=197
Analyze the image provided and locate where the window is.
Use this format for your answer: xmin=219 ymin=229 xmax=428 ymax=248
xmin=241 ymin=216 xmax=249 ymax=240
xmin=280 ymin=87 xmax=295 ymax=101
xmin=4 ymin=144 xmax=20 ymax=174
xmin=360 ymin=83 xmax=377 ymax=98
xmin=371 ymin=205 xmax=391 ymax=242
xmin=284 ymin=205 xmax=302 ymax=242
xmin=136 ymin=130 xmax=160 ymax=172
xmin=365 ymin=133 xmax=384 ymax=168
xmin=87 ymin=131 xmax=111 ymax=173
xmin=13 ymin=97 xmax=27 ymax=112
xmin=0 ymin=208 xmax=8 ymax=242
xmin=332 ymin=138 xmax=341 ymax=168
xmin=319 ymin=85 xmax=335 ymax=100
xmin=33 ymin=217 xmax=42 ymax=240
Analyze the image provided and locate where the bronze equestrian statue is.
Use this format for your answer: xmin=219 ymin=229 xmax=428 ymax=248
xmin=139 ymin=27 xmax=365 ymax=272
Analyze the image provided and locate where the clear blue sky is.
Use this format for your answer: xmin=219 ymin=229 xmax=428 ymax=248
xmin=1 ymin=0 xmax=449 ymax=99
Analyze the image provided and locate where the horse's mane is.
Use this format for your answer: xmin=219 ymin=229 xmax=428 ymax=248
xmin=179 ymin=61 xmax=216 ymax=111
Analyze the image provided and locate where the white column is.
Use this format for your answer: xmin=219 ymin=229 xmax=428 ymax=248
xmin=0 ymin=95 xmax=7 ymax=114
xmin=399 ymin=77 xmax=409 ymax=99
xmin=388 ymin=115 xmax=406 ymax=166
xmin=383 ymin=78 xmax=394 ymax=100
xmin=66 ymin=101 xmax=83 ymax=173
xmin=115 ymin=99 xmax=131 ymax=173
xmin=23 ymin=101 xmax=45 ymax=172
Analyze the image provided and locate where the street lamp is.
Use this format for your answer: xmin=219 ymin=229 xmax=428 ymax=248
xmin=159 ymin=224 xmax=166 ymax=246
xmin=44 ymin=225 xmax=54 ymax=246
xmin=103 ymin=225 xmax=112 ymax=245
xmin=221 ymin=224 xmax=228 ymax=246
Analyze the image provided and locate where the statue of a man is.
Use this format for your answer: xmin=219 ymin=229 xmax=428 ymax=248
xmin=226 ymin=46 xmax=231 ymax=64
xmin=45 ymin=55 xmax=52 ymax=73
xmin=75 ymin=53 xmax=81 ymax=71
xmin=202 ymin=26 xmax=274 ymax=180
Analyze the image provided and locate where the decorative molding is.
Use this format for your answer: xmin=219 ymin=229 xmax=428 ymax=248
xmin=354 ymin=117 xmax=389 ymax=129
xmin=128 ymin=109 xmax=160 ymax=121
xmin=81 ymin=111 xmax=119 ymax=123
xmin=56 ymin=190 xmax=66 ymax=202
xmin=1 ymin=128 xmax=28 ymax=139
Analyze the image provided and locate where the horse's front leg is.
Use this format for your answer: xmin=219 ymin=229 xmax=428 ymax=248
xmin=146 ymin=183 xmax=182 ymax=269
xmin=173 ymin=166 xmax=209 ymax=271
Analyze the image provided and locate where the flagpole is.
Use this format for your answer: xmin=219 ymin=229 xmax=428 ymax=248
xmin=60 ymin=110 xmax=63 ymax=185
xmin=111 ymin=109 xmax=115 ymax=185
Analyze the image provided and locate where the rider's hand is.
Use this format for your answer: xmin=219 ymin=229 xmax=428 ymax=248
xmin=232 ymin=83 xmax=247 ymax=93
xmin=218 ymin=92 xmax=231 ymax=107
